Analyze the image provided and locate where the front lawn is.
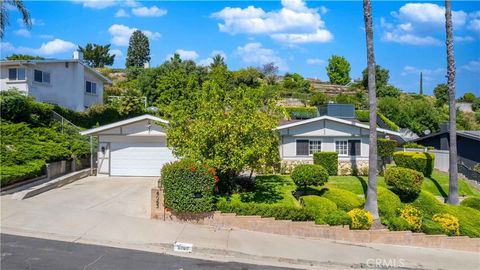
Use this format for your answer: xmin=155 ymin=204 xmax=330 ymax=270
xmin=217 ymin=171 xmax=480 ymax=238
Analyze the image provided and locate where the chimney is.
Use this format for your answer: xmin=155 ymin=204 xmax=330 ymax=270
xmin=73 ymin=50 xmax=83 ymax=61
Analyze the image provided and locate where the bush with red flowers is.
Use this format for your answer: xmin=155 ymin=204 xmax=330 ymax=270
xmin=161 ymin=159 xmax=217 ymax=213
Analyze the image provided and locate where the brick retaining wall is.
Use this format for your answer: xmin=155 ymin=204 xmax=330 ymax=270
xmin=151 ymin=188 xmax=480 ymax=252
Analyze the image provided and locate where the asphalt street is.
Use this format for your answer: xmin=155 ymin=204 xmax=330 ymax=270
xmin=0 ymin=234 xmax=294 ymax=270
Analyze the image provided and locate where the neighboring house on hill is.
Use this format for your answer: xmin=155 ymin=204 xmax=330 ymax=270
xmin=412 ymin=123 xmax=480 ymax=165
xmin=0 ymin=51 xmax=111 ymax=112
xmin=455 ymin=102 xmax=473 ymax=113
xmin=277 ymin=104 xmax=400 ymax=175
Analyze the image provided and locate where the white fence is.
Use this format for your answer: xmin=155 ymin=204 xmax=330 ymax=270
xmin=395 ymin=148 xmax=449 ymax=172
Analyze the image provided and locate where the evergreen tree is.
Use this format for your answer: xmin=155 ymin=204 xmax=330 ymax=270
xmin=125 ymin=30 xmax=151 ymax=68
xmin=78 ymin=43 xmax=115 ymax=68
xmin=326 ymin=55 xmax=351 ymax=85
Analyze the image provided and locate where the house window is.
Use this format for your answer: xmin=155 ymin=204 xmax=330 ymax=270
xmin=34 ymin=69 xmax=50 ymax=84
xmin=296 ymin=140 xmax=309 ymax=156
xmin=8 ymin=68 xmax=25 ymax=80
xmin=309 ymin=140 xmax=322 ymax=155
xmin=348 ymin=140 xmax=361 ymax=156
xmin=335 ymin=140 xmax=348 ymax=156
xmin=86 ymin=81 xmax=97 ymax=94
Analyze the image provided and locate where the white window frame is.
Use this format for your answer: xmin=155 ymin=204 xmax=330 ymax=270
xmin=308 ymin=140 xmax=322 ymax=155
xmin=335 ymin=140 xmax=348 ymax=156
xmin=8 ymin=68 xmax=26 ymax=81
xmin=85 ymin=81 xmax=97 ymax=95
xmin=33 ymin=69 xmax=51 ymax=84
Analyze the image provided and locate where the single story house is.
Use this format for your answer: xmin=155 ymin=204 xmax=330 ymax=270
xmin=0 ymin=51 xmax=111 ymax=112
xmin=277 ymin=112 xmax=400 ymax=175
xmin=80 ymin=114 xmax=176 ymax=177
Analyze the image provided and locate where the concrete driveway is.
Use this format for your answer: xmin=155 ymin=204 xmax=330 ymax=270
xmin=12 ymin=176 xmax=157 ymax=218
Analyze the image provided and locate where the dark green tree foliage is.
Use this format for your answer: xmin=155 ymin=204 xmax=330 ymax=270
xmin=210 ymin=54 xmax=227 ymax=69
xmin=291 ymin=164 xmax=329 ymax=190
xmin=378 ymin=139 xmax=397 ymax=174
xmin=362 ymin=65 xmax=390 ymax=89
xmin=384 ymin=167 xmax=424 ymax=197
xmin=282 ymin=73 xmax=311 ymax=93
xmin=1 ymin=0 xmax=31 ymax=38
xmin=126 ymin=30 xmax=151 ymax=68
xmin=377 ymin=85 xmax=401 ymax=98
xmin=78 ymin=43 xmax=115 ymax=68
xmin=309 ymin=92 xmax=328 ymax=106
xmin=233 ymin=67 xmax=263 ymax=88
xmin=6 ymin=54 xmax=44 ymax=60
xmin=326 ymin=55 xmax=351 ymax=85
xmin=434 ymin=83 xmax=449 ymax=106
xmin=459 ymin=92 xmax=476 ymax=103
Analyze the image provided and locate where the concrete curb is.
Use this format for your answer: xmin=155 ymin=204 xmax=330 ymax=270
xmin=11 ymin=169 xmax=90 ymax=200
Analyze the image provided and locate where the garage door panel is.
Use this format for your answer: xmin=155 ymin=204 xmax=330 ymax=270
xmin=110 ymin=142 xmax=175 ymax=177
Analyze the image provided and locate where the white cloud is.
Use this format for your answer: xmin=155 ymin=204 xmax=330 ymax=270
xmin=72 ymin=0 xmax=140 ymax=9
xmin=132 ymin=6 xmax=167 ymax=17
xmin=392 ymin=3 xmax=467 ymax=27
xmin=306 ymin=58 xmax=326 ymax=65
xmin=461 ymin=61 xmax=480 ymax=73
xmin=109 ymin=49 xmax=124 ymax=61
xmin=401 ymin=65 xmax=445 ymax=81
xmin=235 ymin=42 xmax=288 ymax=71
xmin=14 ymin=29 xmax=31 ymax=38
xmin=170 ymin=49 xmax=199 ymax=60
xmin=115 ymin=9 xmax=129 ymax=18
xmin=455 ymin=35 xmax=474 ymax=42
xmin=39 ymin=34 xmax=54 ymax=39
xmin=108 ymin=24 xmax=161 ymax=46
xmin=468 ymin=19 xmax=480 ymax=33
xmin=17 ymin=18 xmax=44 ymax=27
xmin=212 ymin=0 xmax=332 ymax=44
xmin=1 ymin=39 xmax=76 ymax=55
xmin=382 ymin=32 xmax=441 ymax=46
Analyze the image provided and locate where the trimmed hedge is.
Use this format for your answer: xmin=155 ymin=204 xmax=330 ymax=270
xmin=325 ymin=209 xmax=351 ymax=226
xmin=354 ymin=110 xmax=399 ymax=131
xmin=355 ymin=110 xmax=369 ymax=122
xmin=216 ymin=200 xmax=315 ymax=221
xmin=377 ymin=187 xmax=403 ymax=218
xmin=284 ymin=106 xmax=317 ymax=119
xmin=393 ymin=151 xmax=435 ymax=177
xmin=313 ymin=152 xmax=338 ymax=175
xmin=378 ymin=139 xmax=397 ymax=159
xmin=321 ymin=187 xmax=363 ymax=211
xmin=378 ymin=113 xmax=400 ymax=131
xmin=0 ymin=159 xmax=45 ymax=186
xmin=460 ymin=197 xmax=480 ymax=210
xmin=291 ymin=164 xmax=329 ymax=189
xmin=161 ymin=160 xmax=217 ymax=213
xmin=301 ymin=196 xmax=337 ymax=223
xmin=384 ymin=167 xmax=424 ymax=197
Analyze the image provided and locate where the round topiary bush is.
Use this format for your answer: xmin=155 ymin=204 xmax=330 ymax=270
xmin=384 ymin=166 xmax=424 ymax=198
xmin=347 ymin=208 xmax=373 ymax=230
xmin=161 ymin=159 xmax=217 ymax=213
xmin=291 ymin=164 xmax=329 ymax=190
xmin=432 ymin=213 xmax=460 ymax=236
xmin=325 ymin=209 xmax=351 ymax=226
xmin=322 ymin=187 xmax=364 ymax=212
xmin=301 ymin=196 xmax=337 ymax=222
xmin=460 ymin=197 xmax=480 ymax=211
xmin=393 ymin=151 xmax=435 ymax=177
xmin=399 ymin=205 xmax=423 ymax=232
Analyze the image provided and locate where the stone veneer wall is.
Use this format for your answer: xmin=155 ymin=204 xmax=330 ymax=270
xmin=151 ymin=188 xmax=479 ymax=252
xmin=281 ymin=159 xmax=369 ymax=176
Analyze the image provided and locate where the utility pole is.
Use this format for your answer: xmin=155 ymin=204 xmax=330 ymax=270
xmin=419 ymin=72 xmax=423 ymax=95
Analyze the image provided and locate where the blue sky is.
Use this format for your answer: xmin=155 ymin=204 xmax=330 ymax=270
xmin=1 ymin=0 xmax=479 ymax=96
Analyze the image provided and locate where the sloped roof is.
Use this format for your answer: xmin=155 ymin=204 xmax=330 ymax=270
xmin=80 ymin=114 xmax=168 ymax=136
xmin=276 ymin=115 xmax=401 ymax=136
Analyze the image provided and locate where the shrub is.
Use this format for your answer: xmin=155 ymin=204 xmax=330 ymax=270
xmin=384 ymin=167 xmax=424 ymax=197
xmin=399 ymin=205 xmax=423 ymax=232
xmin=460 ymin=197 xmax=480 ymax=210
xmin=377 ymin=187 xmax=403 ymax=218
xmin=421 ymin=219 xmax=446 ymax=235
xmin=309 ymin=92 xmax=328 ymax=106
xmin=378 ymin=139 xmax=397 ymax=160
xmin=378 ymin=113 xmax=400 ymax=131
xmin=161 ymin=160 xmax=217 ymax=213
xmin=473 ymin=164 xmax=480 ymax=173
xmin=410 ymin=191 xmax=445 ymax=218
xmin=402 ymin=142 xmax=426 ymax=149
xmin=393 ymin=151 xmax=435 ymax=177
xmin=284 ymin=106 xmax=318 ymax=119
xmin=322 ymin=188 xmax=363 ymax=211
xmin=291 ymin=164 xmax=329 ymax=190
xmin=325 ymin=210 xmax=351 ymax=226
xmin=355 ymin=110 xmax=369 ymax=122
xmin=347 ymin=208 xmax=373 ymax=230
xmin=386 ymin=217 xmax=411 ymax=231
xmin=313 ymin=152 xmax=338 ymax=175
xmin=216 ymin=200 xmax=315 ymax=221
xmin=0 ymin=159 xmax=45 ymax=186
xmin=432 ymin=213 xmax=460 ymax=236
xmin=301 ymin=196 xmax=337 ymax=221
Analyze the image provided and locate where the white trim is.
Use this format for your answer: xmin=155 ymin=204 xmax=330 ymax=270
xmin=276 ymin=115 xmax=400 ymax=136
xmin=308 ymin=139 xmax=323 ymax=156
xmin=80 ymin=114 xmax=169 ymax=136
xmin=334 ymin=139 xmax=349 ymax=157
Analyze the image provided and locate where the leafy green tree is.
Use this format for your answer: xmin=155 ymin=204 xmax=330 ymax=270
xmin=6 ymin=54 xmax=44 ymax=60
xmin=309 ymin=92 xmax=328 ymax=106
xmin=1 ymin=0 xmax=31 ymax=38
xmin=233 ymin=67 xmax=263 ymax=88
xmin=361 ymin=65 xmax=390 ymax=89
xmin=78 ymin=43 xmax=115 ymax=68
xmin=126 ymin=30 xmax=151 ymax=68
xmin=210 ymin=54 xmax=226 ymax=69
xmin=473 ymin=98 xmax=480 ymax=111
xmin=377 ymin=85 xmax=401 ymax=98
xmin=258 ymin=63 xmax=278 ymax=85
xmin=326 ymin=55 xmax=351 ymax=85
xmin=282 ymin=73 xmax=311 ymax=93
xmin=459 ymin=92 xmax=476 ymax=103
xmin=434 ymin=83 xmax=449 ymax=105
xmin=113 ymin=89 xmax=145 ymax=115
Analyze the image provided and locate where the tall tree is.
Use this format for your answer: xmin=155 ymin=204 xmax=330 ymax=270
xmin=1 ymin=0 xmax=31 ymax=39
xmin=434 ymin=83 xmax=449 ymax=106
xmin=445 ymin=0 xmax=459 ymax=205
xmin=363 ymin=0 xmax=380 ymax=220
xmin=361 ymin=65 xmax=389 ymax=89
xmin=125 ymin=30 xmax=150 ymax=68
xmin=258 ymin=63 xmax=278 ymax=85
xmin=419 ymin=72 xmax=423 ymax=95
xmin=6 ymin=54 xmax=44 ymax=60
xmin=210 ymin=54 xmax=226 ymax=69
xmin=78 ymin=43 xmax=115 ymax=68
xmin=326 ymin=55 xmax=351 ymax=85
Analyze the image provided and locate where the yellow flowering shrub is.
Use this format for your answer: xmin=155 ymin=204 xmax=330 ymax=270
xmin=347 ymin=208 xmax=373 ymax=230
xmin=399 ymin=205 xmax=423 ymax=232
xmin=432 ymin=213 xmax=460 ymax=236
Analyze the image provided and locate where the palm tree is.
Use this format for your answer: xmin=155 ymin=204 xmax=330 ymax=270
xmin=210 ymin=54 xmax=226 ymax=69
xmin=1 ymin=0 xmax=31 ymax=39
xmin=445 ymin=0 xmax=459 ymax=205
xmin=363 ymin=0 xmax=379 ymax=220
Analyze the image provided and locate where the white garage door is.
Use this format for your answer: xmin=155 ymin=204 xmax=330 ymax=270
xmin=110 ymin=142 xmax=175 ymax=176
